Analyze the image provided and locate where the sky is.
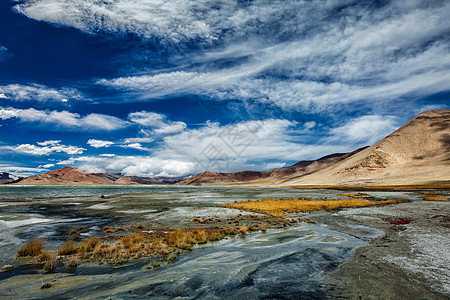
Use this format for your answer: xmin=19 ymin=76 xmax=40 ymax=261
xmin=0 ymin=0 xmax=449 ymax=178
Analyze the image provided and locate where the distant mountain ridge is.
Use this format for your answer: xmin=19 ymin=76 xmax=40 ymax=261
xmin=0 ymin=172 xmax=21 ymax=184
xmin=10 ymin=167 xmax=183 ymax=186
xmin=177 ymin=146 xmax=369 ymax=186
xmin=178 ymin=110 xmax=450 ymax=186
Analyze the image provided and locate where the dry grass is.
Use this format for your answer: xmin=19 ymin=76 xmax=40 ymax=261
xmin=423 ymin=195 xmax=448 ymax=201
xmin=37 ymin=250 xmax=56 ymax=272
xmin=337 ymin=193 xmax=368 ymax=198
xmin=67 ymin=255 xmax=78 ymax=268
xmin=102 ymin=226 xmax=114 ymax=233
xmin=238 ymin=225 xmax=248 ymax=235
xmin=58 ymin=239 xmax=78 ymax=255
xmin=223 ymin=198 xmax=406 ymax=216
xmin=17 ymin=239 xmax=43 ymax=257
xmin=222 ymin=226 xmax=237 ymax=235
xmin=78 ymin=238 xmax=98 ymax=253
xmin=17 ymin=223 xmax=245 ymax=268
xmin=68 ymin=229 xmax=80 ymax=236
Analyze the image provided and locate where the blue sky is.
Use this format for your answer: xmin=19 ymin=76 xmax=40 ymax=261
xmin=0 ymin=0 xmax=449 ymax=177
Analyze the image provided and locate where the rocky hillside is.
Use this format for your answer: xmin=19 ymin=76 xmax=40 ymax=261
xmin=12 ymin=166 xmax=182 ymax=186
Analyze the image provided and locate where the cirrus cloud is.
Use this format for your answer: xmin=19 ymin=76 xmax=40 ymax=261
xmin=0 ymin=83 xmax=82 ymax=102
xmin=0 ymin=107 xmax=128 ymax=131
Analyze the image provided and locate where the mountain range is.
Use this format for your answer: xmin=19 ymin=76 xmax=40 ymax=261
xmin=3 ymin=110 xmax=449 ymax=187
xmin=9 ymin=166 xmax=183 ymax=186
xmin=178 ymin=109 xmax=450 ymax=186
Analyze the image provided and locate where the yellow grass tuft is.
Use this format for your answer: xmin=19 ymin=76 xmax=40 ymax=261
xmin=78 ymin=238 xmax=98 ymax=254
xmin=223 ymin=198 xmax=406 ymax=216
xmin=17 ymin=239 xmax=43 ymax=257
xmin=269 ymin=211 xmax=285 ymax=219
xmin=418 ymin=191 xmax=436 ymax=194
xmin=238 ymin=225 xmax=248 ymax=235
xmin=103 ymin=226 xmax=114 ymax=233
xmin=58 ymin=239 xmax=78 ymax=256
xmin=68 ymin=229 xmax=80 ymax=236
xmin=222 ymin=226 xmax=237 ymax=235
xmin=67 ymin=255 xmax=78 ymax=268
xmin=37 ymin=250 xmax=56 ymax=272
xmin=423 ymin=195 xmax=448 ymax=201
xmin=337 ymin=193 xmax=369 ymax=198
xmin=44 ymin=251 xmax=56 ymax=272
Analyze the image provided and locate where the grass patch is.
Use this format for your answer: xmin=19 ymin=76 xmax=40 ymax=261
xmin=58 ymin=239 xmax=78 ymax=255
xmin=67 ymin=255 xmax=78 ymax=268
xmin=17 ymin=239 xmax=43 ymax=257
xmin=423 ymin=195 xmax=448 ymax=201
xmin=337 ymin=193 xmax=369 ymax=198
xmin=223 ymin=198 xmax=406 ymax=216
xmin=68 ymin=229 xmax=80 ymax=236
xmin=37 ymin=250 xmax=56 ymax=272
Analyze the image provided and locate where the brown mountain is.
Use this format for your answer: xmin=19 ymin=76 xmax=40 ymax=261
xmin=275 ymin=109 xmax=450 ymax=186
xmin=12 ymin=166 xmax=182 ymax=186
xmin=177 ymin=147 xmax=368 ymax=186
xmin=178 ymin=110 xmax=450 ymax=187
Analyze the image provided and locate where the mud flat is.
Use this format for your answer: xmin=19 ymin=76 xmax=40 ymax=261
xmin=323 ymin=200 xmax=449 ymax=299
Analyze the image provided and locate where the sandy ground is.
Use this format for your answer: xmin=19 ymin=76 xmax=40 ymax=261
xmin=323 ymin=200 xmax=449 ymax=299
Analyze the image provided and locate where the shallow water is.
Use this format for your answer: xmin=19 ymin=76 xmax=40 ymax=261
xmin=0 ymin=186 xmax=428 ymax=298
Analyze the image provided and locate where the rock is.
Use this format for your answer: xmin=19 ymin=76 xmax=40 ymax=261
xmin=40 ymin=282 xmax=52 ymax=289
xmin=0 ymin=265 xmax=14 ymax=272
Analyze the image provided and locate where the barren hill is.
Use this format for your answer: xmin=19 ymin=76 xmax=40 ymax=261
xmin=177 ymin=147 xmax=368 ymax=186
xmin=12 ymin=166 xmax=182 ymax=186
xmin=275 ymin=110 xmax=450 ymax=186
xmin=178 ymin=110 xmax=449 ymax=187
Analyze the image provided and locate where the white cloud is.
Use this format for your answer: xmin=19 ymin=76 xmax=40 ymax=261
xmin=87 ymin=139 xmax=114 ymax=148
xmin=37 ymin=140 xmax=61 ymax=146
xmin=128 ymin=111 xmax=186 ymax=135
xmin=73 ymin=119 xmax=351 ymax=177
xmin=0 ymin=83 xmax=82 ymax=102
xmin=330 ymin=115 xmax=398 ymax=145
xmin=122 ymin=143 xmax=147 ymax=151
xmin=15 ymin=0 xmax=236 ymax=42
xmin=57 ymin=156 xmax=107 ymax=165
xmin=0 ymin=107 xmax=128 ymax=131
xmin=41 ymin=163 xmax=55 ymax=168
xmin=100 ymin=154 xmax=116 ymax=157
xmin=90 ymin=1 xmax=450 ymax=112
xmin=128 ymin=111 xmax=166 ymax=127
xmin=10 ymin=141 xmax=86 ymax=156
xmin=0 ymin=165 xmax=49 ymax=177
xmin=124 ymin=137 xmax=153 ymax=144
